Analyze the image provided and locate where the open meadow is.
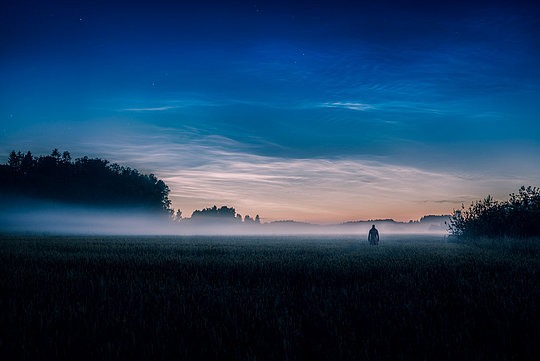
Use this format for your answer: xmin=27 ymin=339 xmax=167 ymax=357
xmin=0 ymin=234 xmax=538 ymax=360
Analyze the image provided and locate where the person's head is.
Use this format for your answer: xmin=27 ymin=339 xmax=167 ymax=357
xmin=372 ymin=224 xmax=376 ymax=229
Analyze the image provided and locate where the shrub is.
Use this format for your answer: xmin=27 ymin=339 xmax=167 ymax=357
xmin=449 ymin=186 xmax=540 ymax=239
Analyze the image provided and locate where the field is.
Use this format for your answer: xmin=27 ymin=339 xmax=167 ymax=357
xmin=0 ymin=234 xmax=538 ymax=360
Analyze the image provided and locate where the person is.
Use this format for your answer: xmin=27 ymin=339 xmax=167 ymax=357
xmin=368 ymin=224 xmax=379 ymax=245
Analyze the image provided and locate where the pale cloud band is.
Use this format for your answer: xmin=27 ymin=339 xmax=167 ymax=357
xmin=79 ymin=126 xmax=536 ymax=224
xmin=2 ymin=123 xmax=537 ymax=224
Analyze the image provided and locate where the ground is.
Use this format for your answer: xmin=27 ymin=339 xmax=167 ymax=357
xmin=0 ymin=234 xmax=538 ymax=360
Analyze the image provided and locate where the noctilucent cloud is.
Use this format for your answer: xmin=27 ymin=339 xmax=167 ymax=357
xmin=2 ymin=0 xmax=539 ymax=223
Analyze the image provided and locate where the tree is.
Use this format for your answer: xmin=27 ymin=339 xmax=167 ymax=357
xmin=20 ymin=151 xmax=34 ymax=173
xmin=189 ymin=206 xmax=262 ymax=224
xmin=0 ymin=149 xmax=172 ymax=213
xmin=243 ymin=215 xmax=261 ymax=224
xmin=174 ymin=209 xmax=183 ymax=221
xmin=449 ymin=186 xmax=540 ymax=239
xmin=191 ymin=205 xmax=237 ymax=221
xmin=51 ymin=148 xmax=61 ymax=160
xmin=62 ymin=151 xmax=71 ymax=163
xmin=8 ymin=151 xmax=23 ymax=168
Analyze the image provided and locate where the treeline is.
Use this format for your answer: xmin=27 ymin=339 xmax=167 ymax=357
xmin=449 ymin=186 xmax=540 ymax=239
xmin=0 ymin=149 xmax=171 ymax=213
xmin=189 ymin=205 xmax=260 ymax=224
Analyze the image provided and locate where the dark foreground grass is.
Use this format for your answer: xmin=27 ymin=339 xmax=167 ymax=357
xmin=0 ymin=235 xmax=538 ymax=360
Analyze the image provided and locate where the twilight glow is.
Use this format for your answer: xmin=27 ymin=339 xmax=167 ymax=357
xmin=1 ymin=0 xmax=539 ymax=223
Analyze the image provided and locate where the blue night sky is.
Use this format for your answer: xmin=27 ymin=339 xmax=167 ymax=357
xmin=2 ymin=0 xmax=540 ymax=223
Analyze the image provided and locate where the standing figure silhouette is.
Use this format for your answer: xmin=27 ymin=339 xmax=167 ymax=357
xmin=368 ymin=225 xmax=379 ymax=245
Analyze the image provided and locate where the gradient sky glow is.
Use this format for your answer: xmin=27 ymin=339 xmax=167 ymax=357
xmin=2 ymin=0 xmax=540 ymax=223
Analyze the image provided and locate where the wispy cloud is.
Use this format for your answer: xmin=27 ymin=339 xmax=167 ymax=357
xmin=123 ymin=106 xmax=178 ymax=112
xmin=321 ymin=102 xmax=375 ymax=111
xmin=75 ymin=125 xmax=540 ymax=223
xmin=120 ymin=98 xmax=222 ymax=112
xmin=319 ymin=100 xmax=444 ymax=115
xmin=2 ymin=122 xmax=539 ymax=223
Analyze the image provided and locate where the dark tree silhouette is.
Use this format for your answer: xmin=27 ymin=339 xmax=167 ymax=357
xmin=0 ymin=149 xmax=172 ymax=213
xmin=189 ymin=206 xmax=262 ymax=225
xmin=243 ymin=214 xmax=261 ymax=224
xmin=449 ymin=186 xmax=540 ymax=239
xmin=174 ymin=209 xmax=183 ymax=221
xmin=191 ymin=205 xmax=237 ymax=221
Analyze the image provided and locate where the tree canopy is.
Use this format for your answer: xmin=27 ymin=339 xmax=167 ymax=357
xmin=190 ymin=205 xmax=260 ymax=224
xmin=191 ymin=205 xmax=238 ymax=220
xmin=0 ymin=149 xmax=171 ymax=213
xmin=449 ymin=186 xmax=540 ymax=239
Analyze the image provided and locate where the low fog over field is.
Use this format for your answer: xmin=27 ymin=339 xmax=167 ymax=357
xmin=0 ymin=198 xmax=449 ymax=236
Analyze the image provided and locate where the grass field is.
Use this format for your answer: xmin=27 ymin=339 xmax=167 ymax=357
xmin=0 ymin=234 xmax=538 ymax=360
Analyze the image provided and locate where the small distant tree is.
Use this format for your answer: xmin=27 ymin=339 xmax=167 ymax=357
xmin=51 ymin=148 xmax=61 ymax=160
xmin=20 ymin=151 xmax=34 ymax=173
xmin=8 ymin=151 xmax=23 ymax=168
xmin=174 ymin=209 xmax=183 ymax=221
xmin=62 ymin=151 xmax=71 ymax=163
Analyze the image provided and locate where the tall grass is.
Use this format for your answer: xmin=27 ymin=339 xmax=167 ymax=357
xmin=0 ymin=235 xmax=538 ymax=360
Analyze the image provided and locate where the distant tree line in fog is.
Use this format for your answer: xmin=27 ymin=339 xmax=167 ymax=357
xmin=449 ymin=186 xmax=540 ymax=239
xmin=188 ymin=205 xmax=260 ymax=224
xmin=0 ymin=149 xmax=263 ymax=223
xmin=0 ymin=149 xmax=172 ymax=213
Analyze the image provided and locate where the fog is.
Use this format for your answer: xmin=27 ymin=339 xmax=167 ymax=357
xmin=0 ymin=199 xmax=449 ymax=236
xmin=0 ymin=201 xmax=173 ymax=235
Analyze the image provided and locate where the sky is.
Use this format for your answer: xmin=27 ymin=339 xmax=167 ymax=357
xmin=1 ymin=0 xmax=540 ymax=223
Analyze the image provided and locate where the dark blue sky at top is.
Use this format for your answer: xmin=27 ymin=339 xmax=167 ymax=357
xmin=3 ymin=0 xmax=540 ymax=159
xmin=1 ymin=0 xmax=540 ymax=220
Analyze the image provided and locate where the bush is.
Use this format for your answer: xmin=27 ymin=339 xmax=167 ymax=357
xmin=449 ymin=186 xmax=540 ymax=239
